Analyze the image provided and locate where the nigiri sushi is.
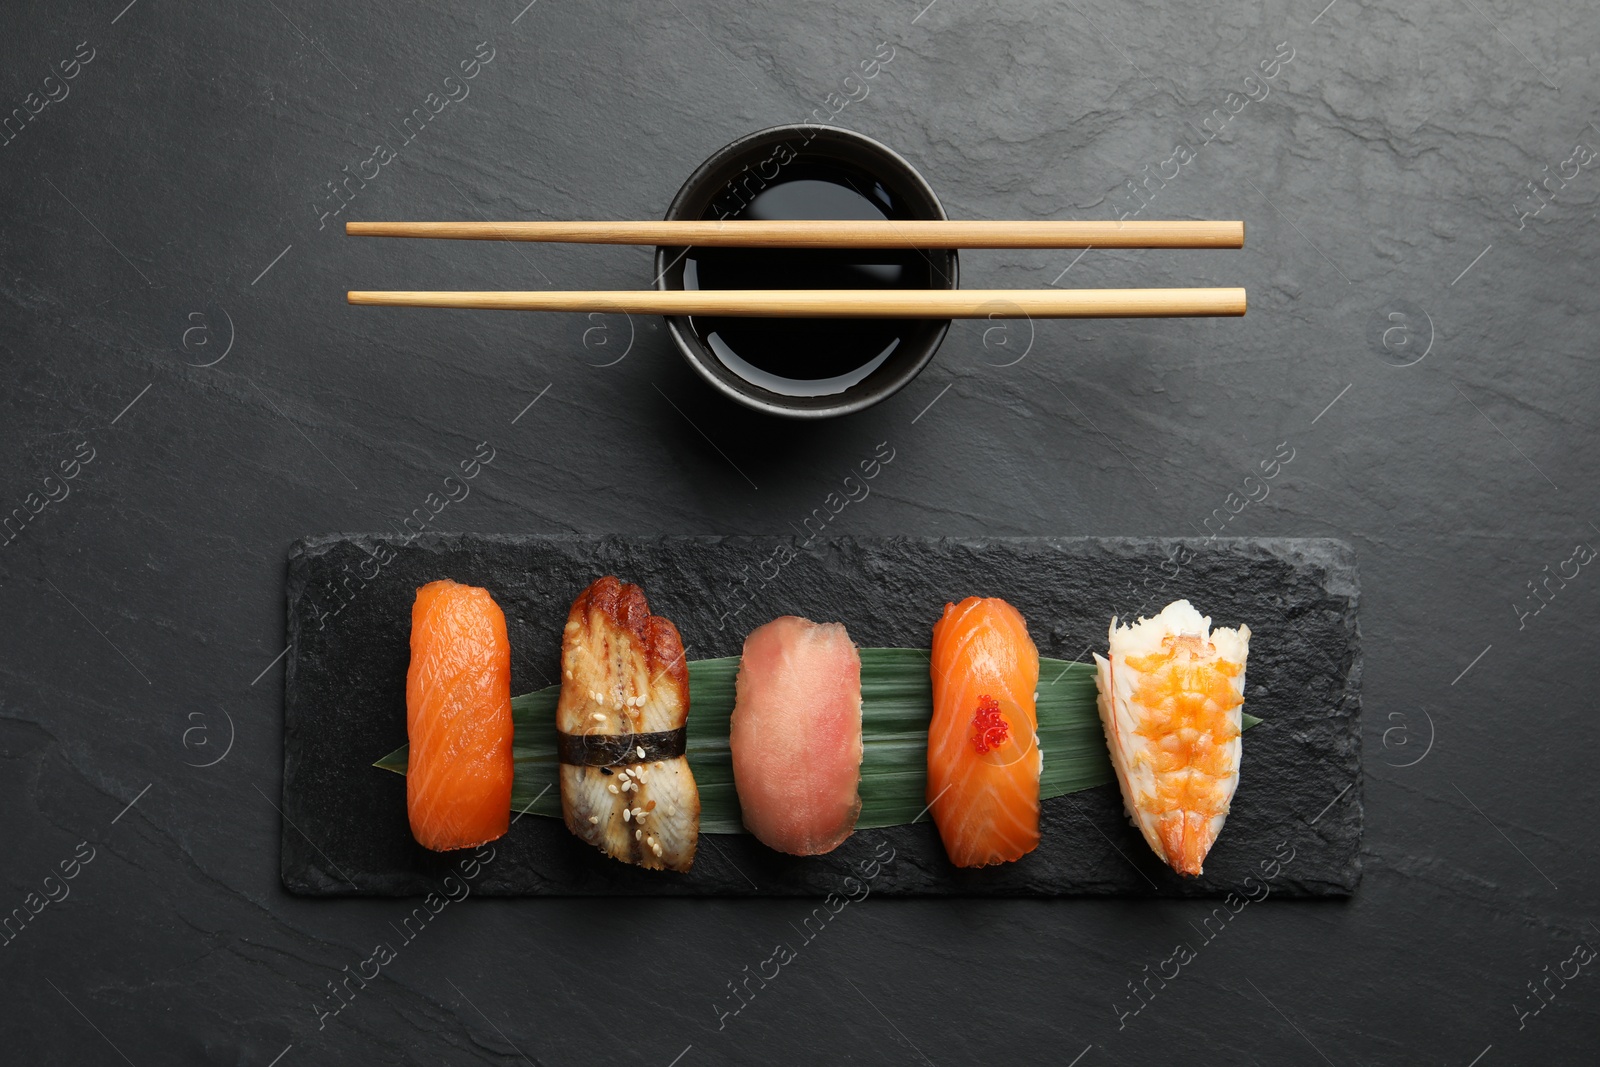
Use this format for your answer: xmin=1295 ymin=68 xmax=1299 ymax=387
xmin=926 ymin=597 xmax=1042 ymax=868
xmin=556 ymin=576 xmax=699 ymax=872
xmin=406 ymin=579 xmax=515 ymax=851
xmin=730 ymin=616 xmax=863 ymax=856
xmin=1093 ymin=599 xmax=1250 ymax=876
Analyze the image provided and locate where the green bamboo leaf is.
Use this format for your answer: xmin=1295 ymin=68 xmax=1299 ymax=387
xmin=375 ymin=648 xmax=1261 ymax=834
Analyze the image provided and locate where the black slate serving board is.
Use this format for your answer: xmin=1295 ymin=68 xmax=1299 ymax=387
xmin=281 ymin=534 xmax=1361 ymax=897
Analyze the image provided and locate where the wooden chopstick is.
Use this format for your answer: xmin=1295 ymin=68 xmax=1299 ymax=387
xmin=346 ymin=288 xmax=1246 ymax=318
xmin=345 ymin=219 xmax=1243 ymax=249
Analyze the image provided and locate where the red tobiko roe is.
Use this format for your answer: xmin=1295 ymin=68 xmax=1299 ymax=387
xmin=970 ymin=694 xmax=1010 ymax=754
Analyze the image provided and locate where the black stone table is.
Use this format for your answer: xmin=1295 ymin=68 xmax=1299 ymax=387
xmin=2 ymin=1 xmax=1594 ymax=1064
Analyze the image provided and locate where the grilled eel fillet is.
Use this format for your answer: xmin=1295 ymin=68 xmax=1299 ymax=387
xmin=556 ymin=576 xmax=699 ymax=872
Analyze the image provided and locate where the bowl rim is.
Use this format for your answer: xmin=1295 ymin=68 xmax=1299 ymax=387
xmin=654 ymin=124 xmax=958 ymax=419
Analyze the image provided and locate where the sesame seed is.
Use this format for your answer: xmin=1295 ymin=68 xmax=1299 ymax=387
xmin=635 ymin=829 xmax=642 ymax=841
xmin=653 ymin=760 xmax=663 ymax=769
xmin=646 ymin=835 xmax=656 ymax=846
xmin=565 ymin=669 xmax=573 ymax=679
xmin=651 ymin=843 xmax=663 ymax=856
xmin=588 ymin=815 xmax=599 ymax=824
xmin=645 ymin=800 xmax=657 ymax=811
xmin=636 ymin=745 xmax=646 ymax=759
xmin=623 ymin=809 xmax=631 ymax=822
xmin=606 ymin=784 xmax=619 ymax=795
xmin=592 ymin=711 xmax=605 ymax=722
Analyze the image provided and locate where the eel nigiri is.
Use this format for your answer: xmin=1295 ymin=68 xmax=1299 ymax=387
xmin=1093 ymin=599 xmax=1250 ymax=876
xmin=556 ymin=576 xmax=699 ymax=872
xmin=406 ymin=579 xmax=515 ymax=851
xmin=926 ymin=597 xmax=1042 ymax=868
xmin=730 ymin=616 xmax=863 ymax=856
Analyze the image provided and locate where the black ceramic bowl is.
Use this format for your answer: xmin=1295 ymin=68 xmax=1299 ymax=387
xmin=655 ymin=126 xmax=958 ymax=419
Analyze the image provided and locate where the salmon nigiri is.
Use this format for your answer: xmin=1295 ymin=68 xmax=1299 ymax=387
xmin=1093 ymin=599 xmax=1250 ymax=876
xmin=406 ymin=579 xmax=515 ymax=851
xmin=926 ymin=596 xmax=1042 ymax=868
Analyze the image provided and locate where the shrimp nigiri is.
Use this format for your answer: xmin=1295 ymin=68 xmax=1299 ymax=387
xmin=406 ymin=580 xmax=515 ymax=851
xmin=1094 ymin=599 xmax=1250 ymax=876
xmin=926 ymin=596 xmax=1042 ymax=868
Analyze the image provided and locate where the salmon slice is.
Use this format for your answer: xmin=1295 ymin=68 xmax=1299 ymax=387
xmin=406 ymin=580 xmax=515 ymax=852
xmin=1093 ymin=599 xmax=1250 ymax=876
xmin=730 ymin=616 xmax=863 ymax=856
xmin=926 ymin=597 xmax=1042 ymax=868
xmin=556 ymin=576 xmax=699 ymax=872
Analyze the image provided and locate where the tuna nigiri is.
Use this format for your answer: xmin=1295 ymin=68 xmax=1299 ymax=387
xmin=406 ymin=579 xmax=515 ymax=852
xmin=926 ymin=597 xmax=1042 ymax=868
xmin=1093 ymin=599 xmax=1250 ymax=876
xmin=730 ymin=616 xmax=863 ymax=856
xmin=556 ymin=576 xmax=699 ymax=872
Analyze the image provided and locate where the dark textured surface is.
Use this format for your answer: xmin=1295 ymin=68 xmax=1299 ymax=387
xmin=4 ymin=0 xmax=1598 ymax=1063
xmin=283 ymin=534 xmax=1360 ymax=897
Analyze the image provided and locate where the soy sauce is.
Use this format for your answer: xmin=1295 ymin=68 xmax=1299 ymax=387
xmin=684 ymin=160 xmax=941 ymax=397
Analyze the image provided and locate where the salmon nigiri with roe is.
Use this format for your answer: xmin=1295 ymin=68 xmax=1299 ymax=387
xmin=926 ymin=597 xmax=1042 ymax=868
xmin=405 ymin=579 xmax=515 ymax=851
xmin=1094 ymin=600 xmax=1250 ymax=876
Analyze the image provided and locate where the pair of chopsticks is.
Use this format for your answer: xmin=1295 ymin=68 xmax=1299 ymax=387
xmin=345 ymin=220 xmax=1245 ymax=318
